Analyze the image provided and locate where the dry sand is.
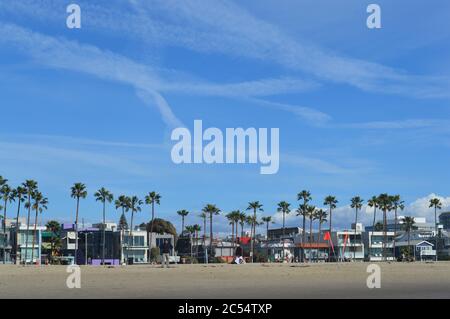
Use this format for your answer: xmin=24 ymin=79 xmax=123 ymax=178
xmin=0 ymin=262 xmax=449 ymax=298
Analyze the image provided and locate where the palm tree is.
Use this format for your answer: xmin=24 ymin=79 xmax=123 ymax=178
xmin=45 ymin=220 xmax=61 ymax=263
xmin=238 ymin=212 xmax=246 ymax=237
xmin=23 ymin=180 xmax=38 ymax=265
xmin=12 ymin=186 xmax=26 ymax=264
xmin=401 ymin=216 xmax=416 ymax=260
xmin=115 ymin=195 xmax=130 ymax=264
xmin=277 ymin=201 xmax=291 ymax=238
xmin=390 ymin=195 xmax=404 ymax=260
xmin=177 ymin=210 xmax=189 ymax=235
xmin=261 ymin=216 xmax=273 ymax=240
xmin=70 ymin=183 xmax=87 ymax=265
xmin=199 ymin=212 xmax=208 ymax=246
xmin=261 ymin=216 xmax=273 ymax=260
xmin=429 ymin=197 xmax=442 ymax=261
xmin=246 ymin=201 xmax=263 ymax=263
xmin=31 ymin=191 xmax=48 ymax=263
xmin=94 ymin=187 xmax=114 ymax=265
xmin=295 ymin=204 xmax=307 ymax=262
xmin=367 ymin=196 xmax=379 ymax=259
xmin=128 ymin=196 xmax=143 ymax=245
xmin=193 ymin=224 xmax=201 ymax=256
xmin=297 ymin=191 xmax=312 ymax=262
xmin=0 ymin=182 xmax=13 ymax=264
xmin=227 ymin=211 xmax=241 ymax=255
xmin=377 ymin=193 xmax=392 ymax=261
xmin=277 ymin=201 xmax=291 ymax=261
xmin=315 ymin=209 xmax=327 ymax=262
xmin=323 ymin=195 xmax=338 ymax=258
xmin=306 ymin=205 xmax=316 ymax=262
xmin=185 ymin=225 xmax=195 ymax=259
xmin=323 ymin=195 xmax=338 ymax=232
xmin=226 ymin=212 xmax=235 ymax=250
xmin=202 ymin=204 xmax=221 ymax=261
xmin=245 ymin=215 xmax=254 ymax=236
xmin=145 ymin=191 xmax=161 ymax=262
xmin=350 ymin=196 xmax=364 ymax=260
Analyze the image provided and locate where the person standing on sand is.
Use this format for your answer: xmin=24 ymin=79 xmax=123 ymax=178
xmin=161 ymin=239 xmax=173 ymax=268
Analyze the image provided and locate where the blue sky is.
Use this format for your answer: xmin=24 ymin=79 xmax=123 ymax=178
xmin=0 ymin=0 xmax=450 ymax=234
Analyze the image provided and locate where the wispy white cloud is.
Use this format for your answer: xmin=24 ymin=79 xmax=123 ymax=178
xmin=408 ymin=193 xmax=450 ymax=220
xmin=283 ymin=154 xmax=362 ymax=175
xmin=342 ymin=119 xmax=450 ymax=130
xmin=0 ymin=21 xmax=327 ymax=127
xmin=126 ymin=0 xmax=450 ymax=99
xmin=0 ymin=141 xmax=153 ymax=177
xmin=2 ymin=0 xmax=449 ymax=101
xmin=8 ymin=134 xmax=165 ymax=149
xmin=0 ymin=22 xmax=183 ymax=128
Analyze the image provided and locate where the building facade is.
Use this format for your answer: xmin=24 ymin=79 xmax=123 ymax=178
xmin=439 ymin=212 xmax=450 ymax=230
xmin=363 ymin=231 xmax=395 ymax=261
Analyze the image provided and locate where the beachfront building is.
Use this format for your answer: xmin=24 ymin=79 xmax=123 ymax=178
xmin=394 ymin=232 xmax=436 ymax=261
xmin=260 ymin=240 xmax=295 ymax=262
xmin=267 ymin=227 xmax=301 ymax=240
xmin=439 ymin=212 xmax=450 ymax=230
xmin=332 ymin=224 xmax=365 ymax=261
xmin=78 ymin=228 xmax=121 ymax=265
xmin=60 ymin=223 xmax=77 ymax=262
xmin=366 ymin=216 xmax=435 ymax=234
xmin=122 ymin=229 xmax=148 ymax=264
xmin=9 ymin=223 xmax=45 ymax=264
xmin=363 ymin=231 xmax=396 ymax=261
xmin=214 ymin=241 xmax=235 ymax=263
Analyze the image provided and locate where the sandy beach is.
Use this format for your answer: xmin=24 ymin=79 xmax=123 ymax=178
xmin=0 ymin=262 xmax=449 ymax=299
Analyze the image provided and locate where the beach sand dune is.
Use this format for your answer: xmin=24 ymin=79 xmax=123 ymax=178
xmin=0 ymin=262 xmax=449 ymax=299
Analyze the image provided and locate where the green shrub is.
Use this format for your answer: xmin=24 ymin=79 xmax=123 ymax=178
xmin=150 ymin=247 xmax=160 ymax=262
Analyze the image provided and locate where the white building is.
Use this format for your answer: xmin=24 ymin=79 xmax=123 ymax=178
xmin=10 ymin=224 xmax=46 ymax=264
xmin=122 ymin=230 xmax=148 ymax=264
xmin=332 ymin=224 xmax=365 ymax=261
xmin=363 ymin=231 xmax=395 ymax=261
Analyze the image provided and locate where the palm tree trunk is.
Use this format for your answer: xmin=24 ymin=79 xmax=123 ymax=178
xmin=328 ymin=207 xmax=332 ymax=262
xmin=435 ymin=206 xmax=438 ymax=261
xmin=120 ymin=207 xmax=124 ymax=264
xmin=25 ymin=196 xmax=31 ymax=265
xmin=190 ymin=233 xmax=193 ymax=260
xmin=370 ymin=207 xmax=377 ymax=260
xmin=129 ymin=212 xmax=134 ymax=264
xmin=2 ymin=202 xmax=7 ymax=264
xmin=309 ymin=217 xmax=312 ymax=263
xmin=31 ymin=206 xmax=38 ymax=264
xmin=354 ymin=208 xmax=358 ymax=261
xmin=74 ymin=197 xmax=80 ymax=265
xmin=203 ymin=217 xmax=206 ymax=246
xmin=252 ymin=220 xmax=256 ymax=262
xmin=149 ymin=203 xmax=155 ymax=263
xmin=317 ymin=222 xmax=322 ymax=263
xmin=282 ymin=212 xmax=286 ymax=261
xmin=181 ymin=217 xmax=185 ymax=235
xmin=250 ymin=208 xmax=256 ymax=263
xmin=196 ymin=231 xmax=199 ymax=257
xmin=232 ymin=222 xmax=235 ymax=257
xmin=393 ymin=208 xmax=397 ymax=260
xmin=302 ymin=214 xmax=306 ymax=263
xmin=102 ymin=201 xmax=106 ymax=265
xmin=209 ymin=213 xmax=213 ymax=261
xmin=15 ymin=199 xmax=21 ymax=264
xmin=383 ymin=210 xmax=387 ymax=261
